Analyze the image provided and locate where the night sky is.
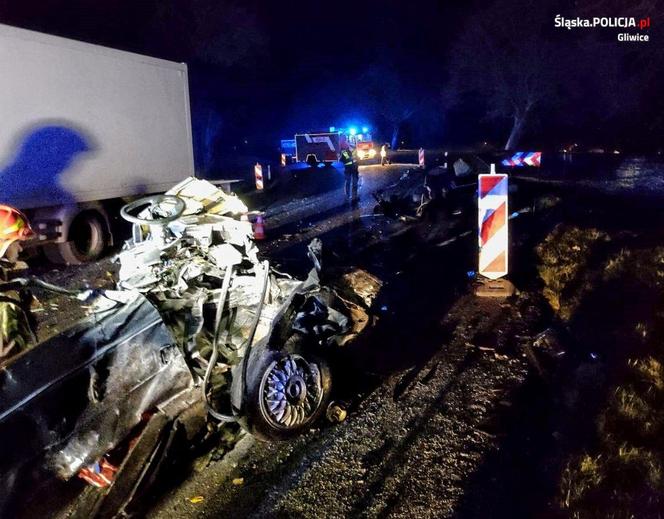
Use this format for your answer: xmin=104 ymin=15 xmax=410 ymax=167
xmin=0 ymin=1 xmax=465 ymax=78
xmin=0 ymin=0 xmax=662 ymax=172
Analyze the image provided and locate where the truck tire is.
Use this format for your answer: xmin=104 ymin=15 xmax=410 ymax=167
xmin=44 ymin=211 xmax=107 ymax=265
xmin=242 ymin=334 xmax=331 ymax=441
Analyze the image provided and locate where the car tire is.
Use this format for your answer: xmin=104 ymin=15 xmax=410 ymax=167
xmin=44 ymin=211 xmax=107 ymax=265
xmin=242 ymin=334 xmax=332 ymax=441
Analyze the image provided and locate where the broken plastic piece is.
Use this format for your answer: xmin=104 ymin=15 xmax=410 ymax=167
xmin=77 ymin=458 xmax=118 ymax=488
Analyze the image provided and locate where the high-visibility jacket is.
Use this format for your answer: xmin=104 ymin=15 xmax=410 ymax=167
xmin=340 ymin=149 xmax=354 ymax=166
xmin=0 ymin=261 xmax=33 ymax=362
xmin=0 ymin=294 xmax=31 ymax=362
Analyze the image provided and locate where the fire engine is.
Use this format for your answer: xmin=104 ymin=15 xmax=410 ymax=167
xmin=292 ymin=126 xmax=375 ymax=167
xmin=295 ymin=131 xmax=345 ymax=167
xmin=345 ymin=127 xmax=376 ymax=161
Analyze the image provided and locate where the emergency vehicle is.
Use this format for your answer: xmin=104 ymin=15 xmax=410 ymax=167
xmin=295 ymin=132 xmax=346 ymax=167
xmin=293 ymin=127 xmax=375 ymax=166
xmin=279 ymin=139 xmax=296 ymax=165
xmin=345 ymin=127 xmax=376 ymax=160
xmin=354 ymin=140 xmax=377 ymax=160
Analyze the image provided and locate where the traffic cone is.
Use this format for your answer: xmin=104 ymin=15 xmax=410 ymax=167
xmin=253 ymin=214 xmax=265 ymax=240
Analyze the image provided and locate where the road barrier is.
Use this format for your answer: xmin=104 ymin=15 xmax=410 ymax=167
xmin=501 ymin=151 xmax=541 ymax=167
xmin=253 ymin=214 xmax=265 ymax=240
xmin=254 ymin=163 xmax=264 ymax=190
xmin=418 ymin=148 xmax=425 ymax=167
xmin=478 ymin=167 xmax=508 ymax=280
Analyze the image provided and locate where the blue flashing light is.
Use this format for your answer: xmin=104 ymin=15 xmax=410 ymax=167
xmin=362 ymin=126 xmax=369 ymax=133
xmin=349 ymin=127 xmax=357 ymax=136
xmin=329 ymin=126 xmax=336 ymax=132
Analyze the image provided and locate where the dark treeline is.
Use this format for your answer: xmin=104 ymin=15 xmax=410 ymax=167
xmin=0 ymin=0 xmax=662 ymax=175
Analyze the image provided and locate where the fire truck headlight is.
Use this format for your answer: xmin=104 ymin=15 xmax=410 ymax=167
xmin=368 ymin=149 xmax=376 ymax=158
xmin=357 ymin=150 xmax=366 ymax=159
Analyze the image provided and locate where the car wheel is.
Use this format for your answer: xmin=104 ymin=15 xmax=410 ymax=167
xmin=243 ymin=335 xmax=331 ymax=441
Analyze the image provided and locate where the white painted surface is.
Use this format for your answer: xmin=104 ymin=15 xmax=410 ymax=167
xmin=0 ymin=24 xmax=194 ymax=209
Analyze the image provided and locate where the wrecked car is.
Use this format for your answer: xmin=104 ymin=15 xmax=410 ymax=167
xmin=0 ymin=178 xmax=379 ymax=517
xmin=114 ymin=177 xmax=348 ymax=439
xmin=372 ymin=153 xmax=492 ymax=219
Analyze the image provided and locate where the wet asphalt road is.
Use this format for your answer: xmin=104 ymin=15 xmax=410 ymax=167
xmin=146 ymin=161 xmax=664 ymax=518
xmin=260 ymin=163 xmax=417 ymax=257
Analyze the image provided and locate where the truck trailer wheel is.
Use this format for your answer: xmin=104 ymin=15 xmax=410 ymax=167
xmin=44 ymin=211 xmax=107 ymax=265
xmin=242 ymin=335 xmax=331 ymax=441
xmin=306 ymin=154 xmax=318 ymax=168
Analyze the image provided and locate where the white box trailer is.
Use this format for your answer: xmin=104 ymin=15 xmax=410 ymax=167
xmin=0 ymin=24 xmax=194 ymax=263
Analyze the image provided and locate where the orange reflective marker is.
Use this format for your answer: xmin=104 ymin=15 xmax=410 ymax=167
xmin=254 ymin=163 xmax=264 ymax=191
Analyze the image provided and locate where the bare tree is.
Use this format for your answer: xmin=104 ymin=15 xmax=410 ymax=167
xmin=447 ymin=0 xmax=664 ymax=150
xmin=191 ymin=103 xmax=223 ymax=175
xmin=446 ymin=0 xmax=557 ymax=149
xmin=147 ymin=0 xmax=267 ymax=67
xmin=570 ymin=0 xmax=664 ymax=140
xmin=146 ymin=0 xmax=267 ymax=175
xmin=359 ymin=64 xmax=420 ymax=148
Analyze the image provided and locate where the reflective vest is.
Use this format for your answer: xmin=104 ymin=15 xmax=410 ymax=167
xmin=340 ymin=149 xmax=353 ymax=166
xmin=1 ymin=294 xmax=32 ymax=361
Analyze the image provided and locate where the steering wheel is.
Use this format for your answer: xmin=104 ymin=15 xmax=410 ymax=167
xmin=120 ymin=195 xmax=185 ymax=225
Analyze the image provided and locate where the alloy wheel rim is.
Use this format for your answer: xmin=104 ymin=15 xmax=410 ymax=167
xmin=259 ymin=354 xmax=323 ymax=429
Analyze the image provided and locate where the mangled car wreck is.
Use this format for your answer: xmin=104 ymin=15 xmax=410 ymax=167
xmin=0 ymin=178 xmax=380 ymax=517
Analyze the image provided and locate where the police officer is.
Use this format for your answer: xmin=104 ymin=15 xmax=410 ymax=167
xmin=340 ymin=145 xmax=359 ymax=202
